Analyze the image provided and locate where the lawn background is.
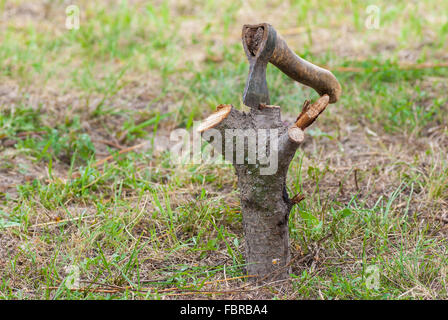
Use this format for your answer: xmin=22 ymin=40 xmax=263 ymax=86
xmin=1 ymin=0 xmax=447 ymax=299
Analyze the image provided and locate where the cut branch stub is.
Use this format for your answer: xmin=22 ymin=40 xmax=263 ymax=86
xmin=291 ymin=193 xmax=305 ymax=204
xmin=197 ymin=104 xmax=232 ymax=133
xmin=295 ymin=94 xmax=330 ymax=130
xmin=287 ymin=126 xmax=305 ymax=144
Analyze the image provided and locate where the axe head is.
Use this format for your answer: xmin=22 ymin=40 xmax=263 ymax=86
xmin=242 ymin=23 xmax=277 ymax=108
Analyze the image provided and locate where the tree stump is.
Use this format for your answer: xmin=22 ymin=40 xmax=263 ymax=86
xmin=198 ymin=95 xmax=330 ymax=281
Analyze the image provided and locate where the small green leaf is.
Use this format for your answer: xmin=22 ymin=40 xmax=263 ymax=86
xmin=339 ymin=208 xmax=353 ymax=218
xmin=299 ymin=210 xmax=320 ymax=226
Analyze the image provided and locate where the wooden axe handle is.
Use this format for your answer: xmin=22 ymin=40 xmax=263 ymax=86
xmin=270 ymin=33 xmax=341 ymax=103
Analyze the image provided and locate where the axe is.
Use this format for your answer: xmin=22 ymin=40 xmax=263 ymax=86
xmin=242 ymin=23 xmax=341 ymax=107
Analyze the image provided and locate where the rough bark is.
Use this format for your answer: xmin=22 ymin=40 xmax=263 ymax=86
xmin=198 ymin=95 xmax=330 ymax=282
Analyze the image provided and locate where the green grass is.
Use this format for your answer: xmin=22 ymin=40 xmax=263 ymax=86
xmin=1 ymin=0 xmax=448 ymax=300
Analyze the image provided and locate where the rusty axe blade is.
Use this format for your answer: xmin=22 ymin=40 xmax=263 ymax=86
xmin=242 ymin=23 xmax=342 ymax=108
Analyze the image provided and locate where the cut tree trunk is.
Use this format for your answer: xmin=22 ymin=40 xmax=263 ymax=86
xmin=198 ymin=95 xmax=330 ymax=281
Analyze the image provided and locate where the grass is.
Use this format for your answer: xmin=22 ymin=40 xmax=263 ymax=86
xmin=0 ymin=0 xmax=448 ymax=299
